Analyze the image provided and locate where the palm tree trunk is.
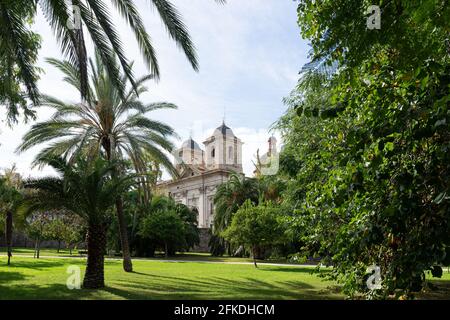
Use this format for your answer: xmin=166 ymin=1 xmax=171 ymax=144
xmin=83 ymin=223 xmax=106 ymax=289
xmin=104 ymin=141 xmax=133 ymax=273
xmin=116 ymin=197 xmax=133 ymax=272
xmin=5 ymin=210 xmax=13 ymax=265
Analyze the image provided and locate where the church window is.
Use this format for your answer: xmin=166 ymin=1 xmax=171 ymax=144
xmin=211 ymin=148 xmax=215 ymax=158
xmin=228 ymin=146 xmax=233 ymax=160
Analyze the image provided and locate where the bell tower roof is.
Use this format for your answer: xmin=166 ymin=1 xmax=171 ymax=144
xmin=181 ymin=138 xmax=202 ymax=150
xmin=214 ymin=121 xmax=235 ymax=137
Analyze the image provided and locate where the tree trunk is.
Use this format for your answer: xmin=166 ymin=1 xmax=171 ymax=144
xmin=227 ymin=241 xmax=232 ymax=256
xmin=5 ymin=210 xmax=13 ymax=265
xmin=252 ymin=246 xmax=258 ymax=268
xmin=36 ymin=239 xmax=40 ymax=259
xmin=57 ymin=240 xmax=61 ymax=253
xmin=83 ymin=223 xmax=106 ymax=289
xmin=254 ymin=245 xmax=265 ymax=260
xmin=115 ymin=197 xmax=133 ymax=272
xmin=165 ymin=242 xmax=169 ymax=258
xmin=104 ymin=140 xmax=133 ymax=273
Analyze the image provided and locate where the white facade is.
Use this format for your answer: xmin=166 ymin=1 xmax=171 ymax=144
xmin=157 ymin=122 xmax=243 ymax=228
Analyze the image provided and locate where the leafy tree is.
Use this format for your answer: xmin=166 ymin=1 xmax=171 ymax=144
xmin=178 ymin=206 xmax=200 ymax=252
xmin=17 ymin=52 xmax=178 ymax=272
xmin=137 ymin=195 xmax=199 ymax=257
xmin=60 ymin=216 xmax=86 ymax=255
xmin=0 ymin=166 xmax=23 ymax=265
xmin=278 ymin=0 xmax=450 ymax=298
xmin=20 ymin=156 xmax=139 ymax=289
xmin=212 ymin=173 xmax=285 ymax=257
xmin=213 ymin=174 xmax=260 ymax=235
xmin=222 ymin=200 xmax=286 ymax=268
xmin=24 ymin=211 xmax=51 ymax=259
xmin=138 ymin=209 xmax=184 ymax=258
xmin=46 ymin=212 xmax=86 ymax=253
xmin=46 ymin=216 xmax=66 ymax=253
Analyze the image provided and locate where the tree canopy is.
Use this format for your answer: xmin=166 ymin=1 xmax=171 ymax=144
xmin=276 ymin=0 xmax=450 ymax=298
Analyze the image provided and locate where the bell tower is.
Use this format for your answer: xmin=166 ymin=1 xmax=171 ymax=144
xmin=174 ymin=137 xmax=204 ymax=171
xmin=203 ymin=121 xmax=242 ymax=173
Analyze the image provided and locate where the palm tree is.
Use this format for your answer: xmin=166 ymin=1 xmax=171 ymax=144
xmin=17 ymin=52 xmax=178 ymax=272
xmin=212 ymin=174 xmax=259 ymax=256
xmin=0 ymin=0 xmax=226 ymax=115
xmin=20 ymin=156 xmax=139 ymax=289
xmin=213 ymin=173 xmax=260 ymax=234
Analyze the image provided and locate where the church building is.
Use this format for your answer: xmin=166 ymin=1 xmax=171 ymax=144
xmin=156 ymin=122 xmax=244 ymax=251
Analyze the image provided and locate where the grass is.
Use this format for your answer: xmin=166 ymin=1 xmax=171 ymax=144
xmin=1 ymin=248 xmax=449 ymax=300
xmin=0 ymin=256 xmax=342 ymax=300
xmin=0 ymin=247 xmax=298 ymax=264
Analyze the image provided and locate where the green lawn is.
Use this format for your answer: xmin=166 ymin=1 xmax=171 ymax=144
xmin=0 ymin=256 xmax=342 ymax=300
xmin=0 ymin=247 xmax=298 ymax=264
xmin=1 ymin=251 xmax=449 ymax=300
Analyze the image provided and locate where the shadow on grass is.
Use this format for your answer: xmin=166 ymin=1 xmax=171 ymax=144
xmin=0 ymin=270 xmax=29 ymax=282
xmin=0 ymin=258 xmax=343 ymax=300
xmin=105 ymin=270 xmax=341 ymax=300
xmin=2 ymin=259 xmax=81 ymax=270
xmin=258 ymin=266 xmax=325 ymax=273
xmin=416 ymin=280 xmax=450 ymax=300
xmin=103 ymin=276 xmax=329 ymax=300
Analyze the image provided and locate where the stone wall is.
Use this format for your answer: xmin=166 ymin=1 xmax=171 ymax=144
xmin=0 ymin=232 xmax=81 ymax=249
xmin=192 ymin=228 xmax=211 ymax=253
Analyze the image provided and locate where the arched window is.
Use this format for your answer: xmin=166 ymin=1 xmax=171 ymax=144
xmin=211 ymin=148 xmax=215 ymax=158
xmin=228 ymin=146 xmax=233 ymax=160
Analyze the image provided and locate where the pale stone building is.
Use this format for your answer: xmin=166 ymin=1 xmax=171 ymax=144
xmin=156 ymin=122 xmax=244 ymax=251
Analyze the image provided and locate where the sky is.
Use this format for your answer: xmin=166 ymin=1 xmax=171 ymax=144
xmin=0 ymin=0 xmax=310 ymax=179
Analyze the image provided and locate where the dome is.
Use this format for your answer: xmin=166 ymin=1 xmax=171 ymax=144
xmin=214 ymin=122 xmax=235 ymax=137
xmin=181 ymin=138 xmax=202 ymax=150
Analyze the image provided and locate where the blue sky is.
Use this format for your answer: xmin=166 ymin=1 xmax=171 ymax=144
xmin=0 ymin=0 xmax=309 ymax=177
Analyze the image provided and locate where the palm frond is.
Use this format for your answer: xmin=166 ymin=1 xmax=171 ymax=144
xmin=110 ymin=0 xmax=160 ymax=78
xmin=75 ymin=1 xmax=128 ymax=100
xmin=40 ymin=0 xmax=88 ymax=99
xmin=0 ymin=2 xmax=40 ymax=104
xmin=147 ymin=0 xmax=198 ymax=71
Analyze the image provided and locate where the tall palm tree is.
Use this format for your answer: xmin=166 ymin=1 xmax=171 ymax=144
xmin=213 ymin=173 xmax=260 ymax=234
xmin=0 ymin=0 xmax=226 ymax=114
xmin=20 ymin=156 xmax=139 ymax=289
xmin=17 ymin=52 xmax=178 ymax=272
